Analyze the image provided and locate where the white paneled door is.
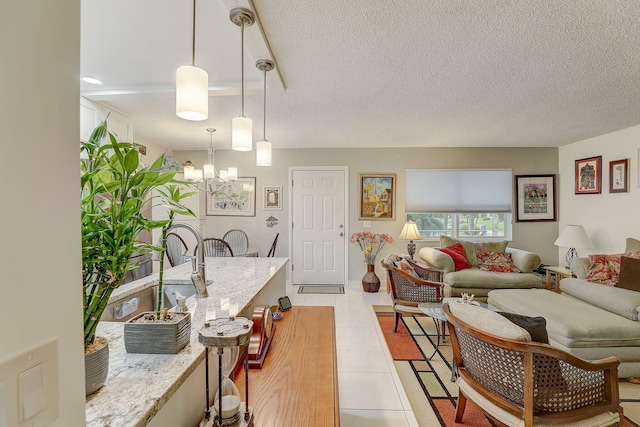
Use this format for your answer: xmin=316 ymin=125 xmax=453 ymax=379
xmin=291 ymin=168 xmax=347 ymax=285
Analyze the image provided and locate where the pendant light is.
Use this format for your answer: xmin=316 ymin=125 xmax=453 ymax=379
xmin=230 ymin=8 xmax=255 ymax=151
xmin=256 ymin=59 xmax=274 ymax=166
xmin=176 ymin=0 xmax=208 ymax=121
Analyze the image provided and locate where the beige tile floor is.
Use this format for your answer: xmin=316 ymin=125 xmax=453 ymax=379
xmin=287 ymin=281 xmax=640 ymax=427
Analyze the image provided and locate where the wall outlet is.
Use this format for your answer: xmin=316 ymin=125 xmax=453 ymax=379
xmin=363 ymin=221 xmax=371 ymax=228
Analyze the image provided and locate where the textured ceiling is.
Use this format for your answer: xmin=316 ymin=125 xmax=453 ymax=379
xmin=81 ymin=0 xmax=640 ymax=151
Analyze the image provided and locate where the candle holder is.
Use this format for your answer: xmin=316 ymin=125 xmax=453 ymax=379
xmin=199 ymin=316 xmax=254 ymax=427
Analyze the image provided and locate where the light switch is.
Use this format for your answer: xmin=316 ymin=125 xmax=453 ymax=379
xmin=0 ymin=381 xmax=9 ymax=427
xmin=363 ymin=221 xmax=371 ymax=228
xmin=18 ymin=364 xmax=45 ymax=421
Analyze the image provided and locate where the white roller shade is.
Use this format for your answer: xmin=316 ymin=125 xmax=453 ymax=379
xmin=406 ymin=169 xmax=512 ymax=213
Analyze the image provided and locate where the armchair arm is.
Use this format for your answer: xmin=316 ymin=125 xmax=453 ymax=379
xmin=506 ymin=247 xmax=541 ymax=273
xmin=418 ymin=247 xmax=454 ymax=274
xmin=570 ymin=257 xmax=590 ymax=279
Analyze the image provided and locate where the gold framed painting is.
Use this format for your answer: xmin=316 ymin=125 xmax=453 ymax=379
xmin=359 ymin=174 xmax=395 ymax=220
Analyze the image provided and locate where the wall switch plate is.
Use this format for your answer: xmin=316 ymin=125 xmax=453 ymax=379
xmin=0 ymin=339 xmax=58 ymax=427
xmin=363 ymin=221 xmax=371 ymax=228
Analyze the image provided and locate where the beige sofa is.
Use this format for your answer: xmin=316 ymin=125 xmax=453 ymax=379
xmin=418 ymin=237 xmax=543 ymax=302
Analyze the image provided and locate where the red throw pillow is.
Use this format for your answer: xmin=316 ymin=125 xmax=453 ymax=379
xmin=440 ymin=243 xmax=472 ymax=271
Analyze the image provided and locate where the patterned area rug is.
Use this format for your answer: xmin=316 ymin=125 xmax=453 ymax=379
xmin=374 ymin=308 xmax=640 ymax=427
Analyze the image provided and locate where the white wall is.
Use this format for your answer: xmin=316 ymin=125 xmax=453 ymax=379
xmin=558 ymin=126 xmax=640 ymax=261
xmin=0 ymin=0 xmax=86 ymax=425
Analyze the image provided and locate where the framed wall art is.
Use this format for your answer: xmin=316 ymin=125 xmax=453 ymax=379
xmin=514 ymin=174 xmax=557 ymax=222
xmin=609 ymin=158 xmax=629 ymax=193
xmin=263 ymin=185 xmax=282 ymax=210
xmin=575 ymin=156 xmax=602 ymax=194
xmin=206 ymin=177 xmax=256 ymax=216
xmin=359 ymin=173 xmax=395 ymax=220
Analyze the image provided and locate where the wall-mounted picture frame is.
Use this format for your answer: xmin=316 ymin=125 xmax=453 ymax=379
xmin=575 ymin=156 xmax=602 ymax=194
xmin=514 ymin=174 xmax=557 ymax=222
xmin=359 ymin=173 xmax=395 ymax=220
xmin=263 ymin=185 xmax=282 ymax=210
xmin=206 ymin=177 xmax=256 ymax=216
xmin=609 ymin=158 xmax=629 ymax=193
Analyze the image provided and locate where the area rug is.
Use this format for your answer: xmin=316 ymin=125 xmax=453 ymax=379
xmin=374 ymin=307 xmax=640 ymax=427
xmin=297 ymin=285 xmax=344 ymax=294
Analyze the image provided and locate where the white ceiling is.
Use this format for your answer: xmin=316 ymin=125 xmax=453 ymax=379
xmin=81 ymin=0 xmax=640 ymax=152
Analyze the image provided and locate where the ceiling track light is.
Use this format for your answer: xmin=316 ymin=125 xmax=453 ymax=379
xmin=230 ymin=7 xmax=255 ymax=151
xmin=256 ymin=59 xmax=274 ymax=167
xmin=176 ymin=0 xmax=208 ymax=121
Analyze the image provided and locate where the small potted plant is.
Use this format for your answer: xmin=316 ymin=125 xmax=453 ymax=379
xmin=82 ymin=120 xmax=184 ymax=394
xmin=350 ymin=232 xmax=393 ymax=292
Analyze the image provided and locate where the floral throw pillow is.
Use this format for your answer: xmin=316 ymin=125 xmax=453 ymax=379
xmin=586 ymin=254 xmax=623 ymax=286
xmin=476 ymin=249 xmax=521 ymax=273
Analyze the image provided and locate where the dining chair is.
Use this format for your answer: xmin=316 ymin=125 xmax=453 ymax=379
xmin=223 ymin=229 xmax=249 ymax=256
xmin=166 ymin=232 xmax=190 ymax=267
xmin=267 ymin=233 xmax=279 ymax=257
xmin=197 ymin=238 xmax=235 ymax=257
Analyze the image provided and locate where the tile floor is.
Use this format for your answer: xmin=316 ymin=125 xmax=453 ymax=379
xmin=287 ymin=280 xmax=419 ymax=427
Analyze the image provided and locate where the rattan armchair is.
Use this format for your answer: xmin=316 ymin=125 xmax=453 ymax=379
xmin=381 ymin=258 xmax=444 ymax=333
xmin=443 ymin=302 xmax=622 ymax=427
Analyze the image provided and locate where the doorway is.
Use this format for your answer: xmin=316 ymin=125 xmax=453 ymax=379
xmin=289 ymin=167 xmax=348 ymax=286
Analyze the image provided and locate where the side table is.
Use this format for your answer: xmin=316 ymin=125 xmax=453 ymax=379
xmin=544 ymin=266 xmax=574 ymax=291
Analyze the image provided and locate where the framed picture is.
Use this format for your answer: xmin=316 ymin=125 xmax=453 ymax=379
xmin=575 ymin=156 xmax=602 ymax=194
xmin=206 ymin=177 xmax=256 ymax=216
xmin=514 ymin=174 xmax=557 ymax=222
xmin=263 ymin=185 xmax=282 ymax=210
xmin=359 ymin=173 xmax=395 ymax=220
xmin=609 ymin=158 xmax=629 ymax=193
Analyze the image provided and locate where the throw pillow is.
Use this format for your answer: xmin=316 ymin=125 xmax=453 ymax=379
xmin=617 ymin=256 xmax=640 ymax=292
xmin=476 ymin=249 xmax=521 ymax=273
xmin=586 ymin=254 xmax=622 ymax=286
xmin=498 ymin=312 xmax=549 ymax=343
xmin=440 ymin=236 xmax=508 ymax=267
xmin=439 ymin=243 xmax=472 ymax=271
xmin=397 ymin=260 xmax=420 ymax=279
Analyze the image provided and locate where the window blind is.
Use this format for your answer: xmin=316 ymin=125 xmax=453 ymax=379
xmin=405 ymin=169 xmax=512 ymax=213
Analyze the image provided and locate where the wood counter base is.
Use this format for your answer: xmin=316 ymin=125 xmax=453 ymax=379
xmin=235 ymin=306 xmax=339 ymax=427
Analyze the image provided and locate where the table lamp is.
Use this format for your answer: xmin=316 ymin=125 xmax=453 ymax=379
xmin=553 ymin=225 xmax=594 ymax=269
xmin=399 ymin=221 xmax=422 ymax=260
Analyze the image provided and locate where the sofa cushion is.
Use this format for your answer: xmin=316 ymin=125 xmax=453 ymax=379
xmin=498 ymin=312 xmax=549 ymax=343
xmin=562 ymin=279 xmax=640 ymax=321
xmin=476 ymin=249 xmax=521 ymax=273
xmin=445 ymin=269 xmax=542 ymax=289
xmin=617 ymin=256 xmax=640 ymax=292
xmin=440 ymin=236 xmax=508 ymax=267
xmin=439 ymin=243 xmax=472 ymax=271
xmin=447 ymin=302 xmax=531 ymax=341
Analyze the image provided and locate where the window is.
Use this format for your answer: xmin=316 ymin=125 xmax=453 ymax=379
xmin=406 ymin=169 xmax=512 ymax=240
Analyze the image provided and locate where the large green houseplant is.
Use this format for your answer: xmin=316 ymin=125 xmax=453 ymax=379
xmin=81 ymin=120 xmax=189 ymax=393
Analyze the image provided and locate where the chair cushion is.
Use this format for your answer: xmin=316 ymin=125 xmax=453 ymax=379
xmin=440 ymin=236 xmax=508 ymax=267
xmin=439 ymin=243 xmax=472 ymax=271
xmin=447 ymin=302 xmax=531 ymax=341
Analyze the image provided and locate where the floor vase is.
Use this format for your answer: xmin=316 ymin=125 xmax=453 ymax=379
xmin=362 ymin=264 xmax=380 ymax=292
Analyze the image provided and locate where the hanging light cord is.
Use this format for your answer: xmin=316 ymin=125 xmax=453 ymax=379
xmin=241 ymin=20 xmax=245 ymax=116
xmin=262 ymin=66 xmax=267 ymax=140
xmin=191 ymin=0 xmax=197 ymax=66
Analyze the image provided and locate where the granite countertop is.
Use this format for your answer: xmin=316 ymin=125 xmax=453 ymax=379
xmin=85 ymin=257 xmax=288 ymax=427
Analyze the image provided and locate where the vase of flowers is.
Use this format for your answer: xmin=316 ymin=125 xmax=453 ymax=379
xmin=350 ymin=232 xmax=393 ymax=292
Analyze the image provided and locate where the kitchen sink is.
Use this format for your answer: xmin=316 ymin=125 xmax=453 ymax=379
xmin=100 ymin=283 xmax=196 ymax=322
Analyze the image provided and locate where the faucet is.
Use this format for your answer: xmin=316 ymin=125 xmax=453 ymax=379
xmin=166 ymin=222 xmax=209 ymax=298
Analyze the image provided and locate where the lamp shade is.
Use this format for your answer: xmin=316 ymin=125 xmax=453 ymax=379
xmin=227 ymin=167 xmax=238 ymax=181
xmin=256 ymin=140 xmax=272 ymax=166
xmin=232 ymin=116 xmax=252 ymax=151
xmin=176 ymin=65 xmax=208 ymax=121
xmin=554 ymin=225 xmax=594 ymax=249
xmin=399 ymin=221 xmax=422 ymax=241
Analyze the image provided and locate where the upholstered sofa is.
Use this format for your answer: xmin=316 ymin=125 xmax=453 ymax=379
xmin=489 ymin=237 xmax=640 ymax=378
xmin=418 ymin=236 xmax=543 ymax=302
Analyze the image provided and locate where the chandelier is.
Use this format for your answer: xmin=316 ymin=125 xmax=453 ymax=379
xmin=183 ymin=128 xmax=237 ymax=194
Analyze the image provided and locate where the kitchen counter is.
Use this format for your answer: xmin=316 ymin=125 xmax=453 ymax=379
xmin=85 ymin=257 xmax=288 ymax=427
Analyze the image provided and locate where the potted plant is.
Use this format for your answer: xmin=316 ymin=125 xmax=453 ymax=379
xmin=350 ymin=232 xmax=393 ymax=292
xmin=82 ymin=120 xmax=182 ymax=394
xmin=123 ymin=184 xmax=198 ymax=354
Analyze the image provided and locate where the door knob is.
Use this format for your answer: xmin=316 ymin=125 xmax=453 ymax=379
xmin=339 ymin=232 xmax=344 ymax=237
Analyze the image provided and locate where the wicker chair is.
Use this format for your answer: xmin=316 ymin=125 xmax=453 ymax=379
xmin=196 ymin=238 xmax=235 ymax=257
xmin=381 ymin=258 xmax=444 ymax=334
xmin=166 ymin=232 xmax=190 ymax=267
xmin=223 ymin=229 xmax=249 ymax=256
xmin=443 ymin=302 xmax=622 ymax=427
